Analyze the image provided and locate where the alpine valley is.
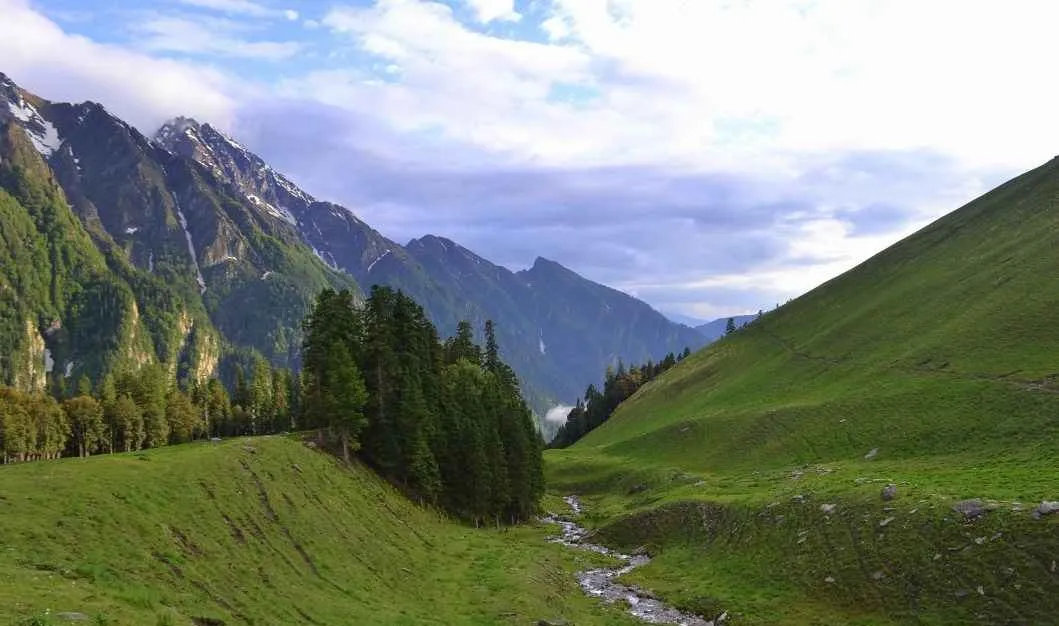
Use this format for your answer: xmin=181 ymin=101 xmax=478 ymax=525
xmin=0 ymin=72 xmax=703 ymax=416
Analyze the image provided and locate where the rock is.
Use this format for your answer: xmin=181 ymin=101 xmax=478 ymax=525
xmin=864 ymin=448 xmax=879 ymax=460
xmin=628 ymin=483 xmax=648 ymax=494
xmin=871 ymin=570 xmax=886 ymax=580
xmin=537 ymin=620 xmax=569 ymax=626
xmin=820 ymin=503 xmax=836 ymax=514
xmin=1033 ymin=501 xmax=1059 ymax=519
xmin=881 ymin=484 xmax=897 ymax=501
xmin=977 ymin=585 xmax=985 ymax=596
xmin=824 ymin=576 xmax=835 ymax=583
xmin=952 ymin=499 xmax=987 ymax=519
xmin=879 ymin=516 xmax=895 ymax=527
xmin=55 ymin=614 xmax=90 ymax=622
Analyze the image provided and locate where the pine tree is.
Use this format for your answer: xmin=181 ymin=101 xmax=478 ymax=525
xmin=302 ymin=288 xmax=368 ymax=462
xmin=725 ymin=317 xmax=737 ymax=334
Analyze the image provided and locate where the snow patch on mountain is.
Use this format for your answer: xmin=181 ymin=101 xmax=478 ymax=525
xmin=247 ymin=194 xmax=297 ymax=226
xmin=5 ymin=96 xmax=61 ymax=157
xmin=172 ymin=193 xmax=206 ymax=293
xmin=366 ymin=249 xmax=391 ymax=273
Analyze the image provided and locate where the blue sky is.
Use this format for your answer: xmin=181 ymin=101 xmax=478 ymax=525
xmin=3 ymin=0 xmax=1054 ymax=321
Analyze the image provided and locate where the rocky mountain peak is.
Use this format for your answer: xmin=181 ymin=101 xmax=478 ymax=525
xmin=0 ymin=76 xmax=62 ymax=158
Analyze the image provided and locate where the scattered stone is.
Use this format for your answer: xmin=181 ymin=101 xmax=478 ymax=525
xmin=1033 ymin=501 xmax=1059 ymax=519
xmin=292 ymin=463 xmax=303 ymax=473
xmin=537 ymin=620 xmax=569 ymax=626
xmin=871 ymin=570 xmax=886 ymax=580
xmin=974 ymin=537 xmax=986 ymax=545
xmin=952 ymin=499 xmax=987 ymax=519
xmin=791 ymin=494 xmax=806 ymax=503
xmin=954 ymin=589 xmax=970 ymax=599
xmin=882 ymin=484 xmax=898 ymax=501
xmin=628 ymin=483 xmax=648 ymax=494
xmin=1052 ymin=560 xmax=1056 ymax=573
xmin=864 ymin=448 xmax=879 ymax=460
xmin=977 ymin=585 xmax=985 ymax=596
xmin=909 ymin=508 xmax=919 ymax=514
xmin=933 ymin=553 xmax=942 ymax=561
xmin=55 ymin=613 xmax=89 ymax=622
xmin=839 ymin=418 xmax=847 ymax=423
xmin=824 ymin=576 xmax=835 ymax=584
xmin=879 ymin=516 xmax=895 ymax=527
xmin=820 ymin=503 xmax=837 ymax=514
xmin=791 ymin=470 xmax=804 ymax=480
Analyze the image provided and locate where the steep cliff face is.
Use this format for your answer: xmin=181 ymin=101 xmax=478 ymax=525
xmin=0 ymin=73 xmax=359 ymax=389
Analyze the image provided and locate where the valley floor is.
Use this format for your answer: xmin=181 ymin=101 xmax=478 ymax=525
xmin=0 ymin=437 xmax=640 ymax=626
xmin=546 ymin=448 xmax=1059 ymax=625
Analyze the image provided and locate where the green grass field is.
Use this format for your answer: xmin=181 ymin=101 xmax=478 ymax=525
xmin=0 ymin=436 xmax=640 ymax=626
xmin=545 ymin=158 xmax=1059 ymax=624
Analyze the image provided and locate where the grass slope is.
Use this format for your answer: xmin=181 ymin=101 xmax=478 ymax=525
xmin=0 ymin=437 xmax=639 ymax=626
xmin=547 ymin=157 xmax=1059 ymax=624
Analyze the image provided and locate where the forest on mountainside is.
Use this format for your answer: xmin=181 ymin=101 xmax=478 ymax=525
xmin=0 ymin=284 xmax=544 ymax=525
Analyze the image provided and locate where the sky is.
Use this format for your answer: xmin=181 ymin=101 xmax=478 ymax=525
xmin=1 ymin=0 xmax=1055 ymax=322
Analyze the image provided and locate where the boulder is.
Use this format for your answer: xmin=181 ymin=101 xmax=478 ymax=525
xmin=952 ymin=499 xmax=987 ymax=519
xmin=881 ymin=484 xmax=897 ymax=501
xmin=1033 ymin=501 xmax=1059 ymax=519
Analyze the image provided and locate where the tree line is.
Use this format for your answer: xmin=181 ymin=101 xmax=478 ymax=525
xmin=0 ymin=356 xmax=298 ymax=463
xmin=549 ymin=348 xmax=691 ymax=449
xmin=298 ymin=285 xmax=544 ymax=525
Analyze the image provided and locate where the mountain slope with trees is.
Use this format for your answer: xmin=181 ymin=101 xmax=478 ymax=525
xmin=0 ymin=72 xmax=356 ymax=398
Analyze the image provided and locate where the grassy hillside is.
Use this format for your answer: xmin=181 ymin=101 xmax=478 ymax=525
xmin=547 ymin=157 xmax=1059 ymax=624
xmin=0 ymin=437 xmax=639 ymax=626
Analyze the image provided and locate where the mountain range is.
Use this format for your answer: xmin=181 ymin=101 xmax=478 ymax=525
xmin=0 ymin=71 xmax=704 ymax=415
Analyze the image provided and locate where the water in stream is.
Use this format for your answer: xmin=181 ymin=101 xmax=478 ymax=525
xmin=544 ymin=496 xmax=723 ymax=626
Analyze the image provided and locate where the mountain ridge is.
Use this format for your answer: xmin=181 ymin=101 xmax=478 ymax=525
xmin=149 ymin=109 xmax=706 ymax=414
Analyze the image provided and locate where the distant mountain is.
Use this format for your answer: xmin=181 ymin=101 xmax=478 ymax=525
xmin=0 ymin=70 xmax=704 ymax=415
xmin=663 ymin=311 xmax=709 ymax=327
xmin=695 ymin=314 xmax=758 ymax=342
xmin=152 ymin=114 xmax=705 ymax=413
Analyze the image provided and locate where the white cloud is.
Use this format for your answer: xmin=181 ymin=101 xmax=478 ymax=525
xmin=0 ymin=0 xmax=239 ymax=130
xmin=178 ymin=0 xmax=282 ymax=19
xmin=135 ymin=16 xmax=302 ymax=60
xmin=307 ymin=0 xmax=1059 ymax=175
xmin=544 ymin=405 xmax=574 ymax=424
xmin=284 ymin=9 xmax=299 ymax=21
xmin=463 ymin=0 xmax=520 ymax=24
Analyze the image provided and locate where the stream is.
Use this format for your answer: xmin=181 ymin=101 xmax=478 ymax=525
xmin=544 ymin=496 xmax=723 ymax=626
